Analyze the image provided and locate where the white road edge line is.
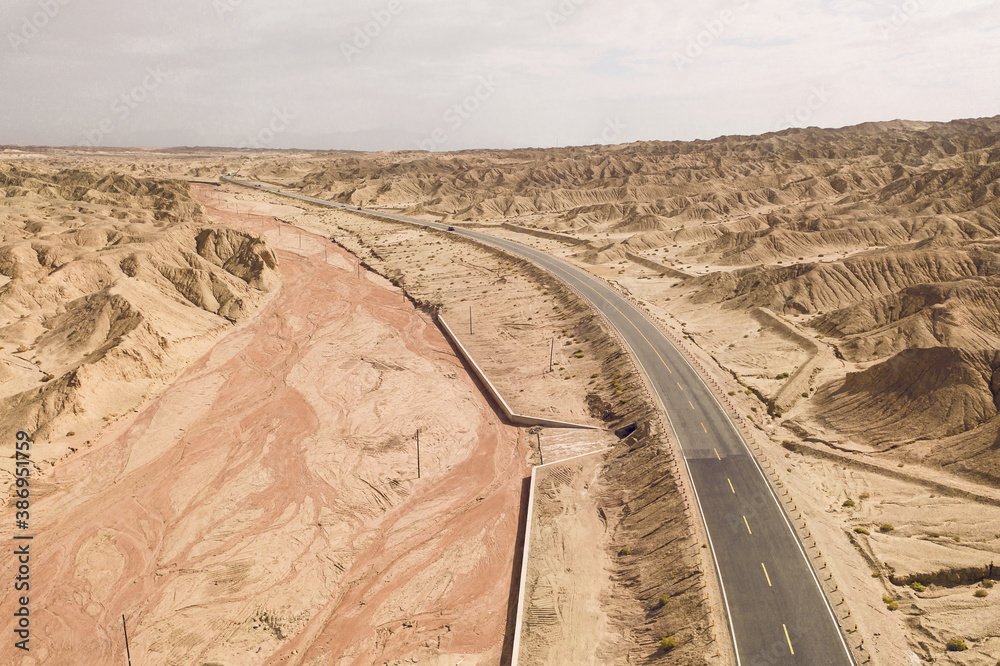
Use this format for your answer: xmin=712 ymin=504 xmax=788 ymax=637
xmin=225 ymin=177 xmax=857 ymax=665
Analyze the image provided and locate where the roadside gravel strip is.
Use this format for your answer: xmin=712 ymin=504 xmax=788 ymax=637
xmin=223 ymin=176 xmax=856 ymax=665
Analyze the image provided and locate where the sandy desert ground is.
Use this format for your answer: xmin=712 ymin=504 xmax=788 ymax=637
xmin=217 ymin=117 xmax=1000 ymax=664
xmin=0 ymin=161 xmax=710 ymax=664
xmin=1 ymin=179 xmax=537 ymax=665
xmin=215 ymin=185 xmax=715 ymax=664
xmin=3 ymin=116 xmax=1000 ymax=664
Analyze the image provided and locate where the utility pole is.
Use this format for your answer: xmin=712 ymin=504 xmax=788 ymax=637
xmin=549 ymin=339 xmax=554 ymax=372
xmin=537 ymin=432 xmax=544 ymax=466
xmin=123 ymin=615 xmax=132 ymax=666
xmin=416 ymin=429 xmax=421 ymax=479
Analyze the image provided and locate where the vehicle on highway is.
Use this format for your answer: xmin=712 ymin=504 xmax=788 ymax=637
xmin=448 ymin=226 xmax=455 ymax=231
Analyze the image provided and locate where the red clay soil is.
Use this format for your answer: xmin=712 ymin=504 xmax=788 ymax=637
xmin=0 ymin=190 xmax=527 ymax=665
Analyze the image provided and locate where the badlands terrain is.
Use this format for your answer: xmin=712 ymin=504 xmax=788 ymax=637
xmin=2 ymin=115 xmax=1000 ymax=665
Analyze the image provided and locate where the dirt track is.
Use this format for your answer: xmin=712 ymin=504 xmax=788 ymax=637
xmin=0 ymin=189 xmax=528 ymax=665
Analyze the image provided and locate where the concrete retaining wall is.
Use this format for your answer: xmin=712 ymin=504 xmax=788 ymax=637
xmin=624 ymin=251 xmax=691 ymax=280
xmin=501 ymin=223 xmax=590 ymax=246
xmin=437 ymin=316 xmax=596 ymax=430
xmin=510 ymin=448 xmax=608 ymax=666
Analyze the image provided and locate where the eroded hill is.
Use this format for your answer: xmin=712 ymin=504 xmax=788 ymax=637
xmin=239 ymin=117 xmax=1000 ymax=483
xmin=0 ymin=167 xmax=278 ymax=465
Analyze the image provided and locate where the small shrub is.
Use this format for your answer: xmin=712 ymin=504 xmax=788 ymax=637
xmin=776 ymin=372 xmax=790 ymax=380
xmin=801 ymin=392 xmax=809 ymax=398
xmin=657 ymin=595 xmax=669 ymax=608
xmin=982 ymin=579 xmax=994 ymax=589
xmin=871 ymin=571 xmax=881 ymax=578
xmin=910 ymin=582 xmax=926 ymax=592
xmin=882 ymin=595 xmax=894 ymax=604
xmin=66 ymin=431 xmax=75 ymax=437
xmin=728 ymin=391 xmax=735 ymax=396
xmin=879 ymin=524 xmax=895 ymax=533
xmin=618 ymin=547 xmax=631 ymax=556
xmin=974 ymin=589 xmax=988 ymax=598
xmin=886 ymin=601 xmax=899 ymax=611
xmin=842 ymin=499 xmax=856 ymax=508
xmin=945 ymin=638 xmax=968 ymax=652
xmin=854 ymin=527 xmax=870 ymax=535
xmin=660 ymin=637 xmax=677 ymax=652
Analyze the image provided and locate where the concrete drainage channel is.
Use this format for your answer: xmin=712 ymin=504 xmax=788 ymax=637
xmin=436 ymin=316 xmax=597 ymax=431
xmin=508 ymin=448 xmax=608 ymax=665
xmin=221 ymin=177 xmax=622 ymax=663
xmin=440 ymin=314 xmax=613 ymax=665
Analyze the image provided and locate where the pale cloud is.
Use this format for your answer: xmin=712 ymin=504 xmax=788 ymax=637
xmin=0 ymin=0 xmax=996 ymax=150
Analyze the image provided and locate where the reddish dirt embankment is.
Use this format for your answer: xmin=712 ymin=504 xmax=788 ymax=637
xmin=0 ymin=190 xmax=527 ymax=666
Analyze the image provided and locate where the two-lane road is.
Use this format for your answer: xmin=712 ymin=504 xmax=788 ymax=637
xmin=224 ymin=177 xmax=855 ymax=665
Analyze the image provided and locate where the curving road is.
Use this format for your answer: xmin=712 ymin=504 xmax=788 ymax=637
xmin=223 ymin=176 xmax=856 ymax=665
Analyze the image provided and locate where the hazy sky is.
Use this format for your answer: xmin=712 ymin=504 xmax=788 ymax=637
xmin=1 ymin=0 xmax=998 ymax=151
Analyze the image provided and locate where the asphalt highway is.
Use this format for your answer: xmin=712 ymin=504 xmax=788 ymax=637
xmin=223 ymin=176 xmax=856 ymax=665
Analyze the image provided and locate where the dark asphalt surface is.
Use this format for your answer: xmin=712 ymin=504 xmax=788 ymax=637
xmin=223 ymin=176 xmax=856 ymax=665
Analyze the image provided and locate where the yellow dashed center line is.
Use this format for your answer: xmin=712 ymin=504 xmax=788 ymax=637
xmin=702 ymin=422 xmax=708 ymax=434
xmin=728 ymin=478 xmax=735 ymax=494
xmin=783 ymin=624 xmax=795 ymax=655
xmin=714 ymin=448 xmax=721 ymax=460
xmin=689 ymin=401 xmax=695 ymax=410
xmin=743 ymin=516 xmax=752 ymax=535
xmin=678 ymin=382 xmax=684 ymax=391
xmin=594 ymin=294 xmax=672 ymax=375
xmin=762 ymin=563 xmax=772 ymax=587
